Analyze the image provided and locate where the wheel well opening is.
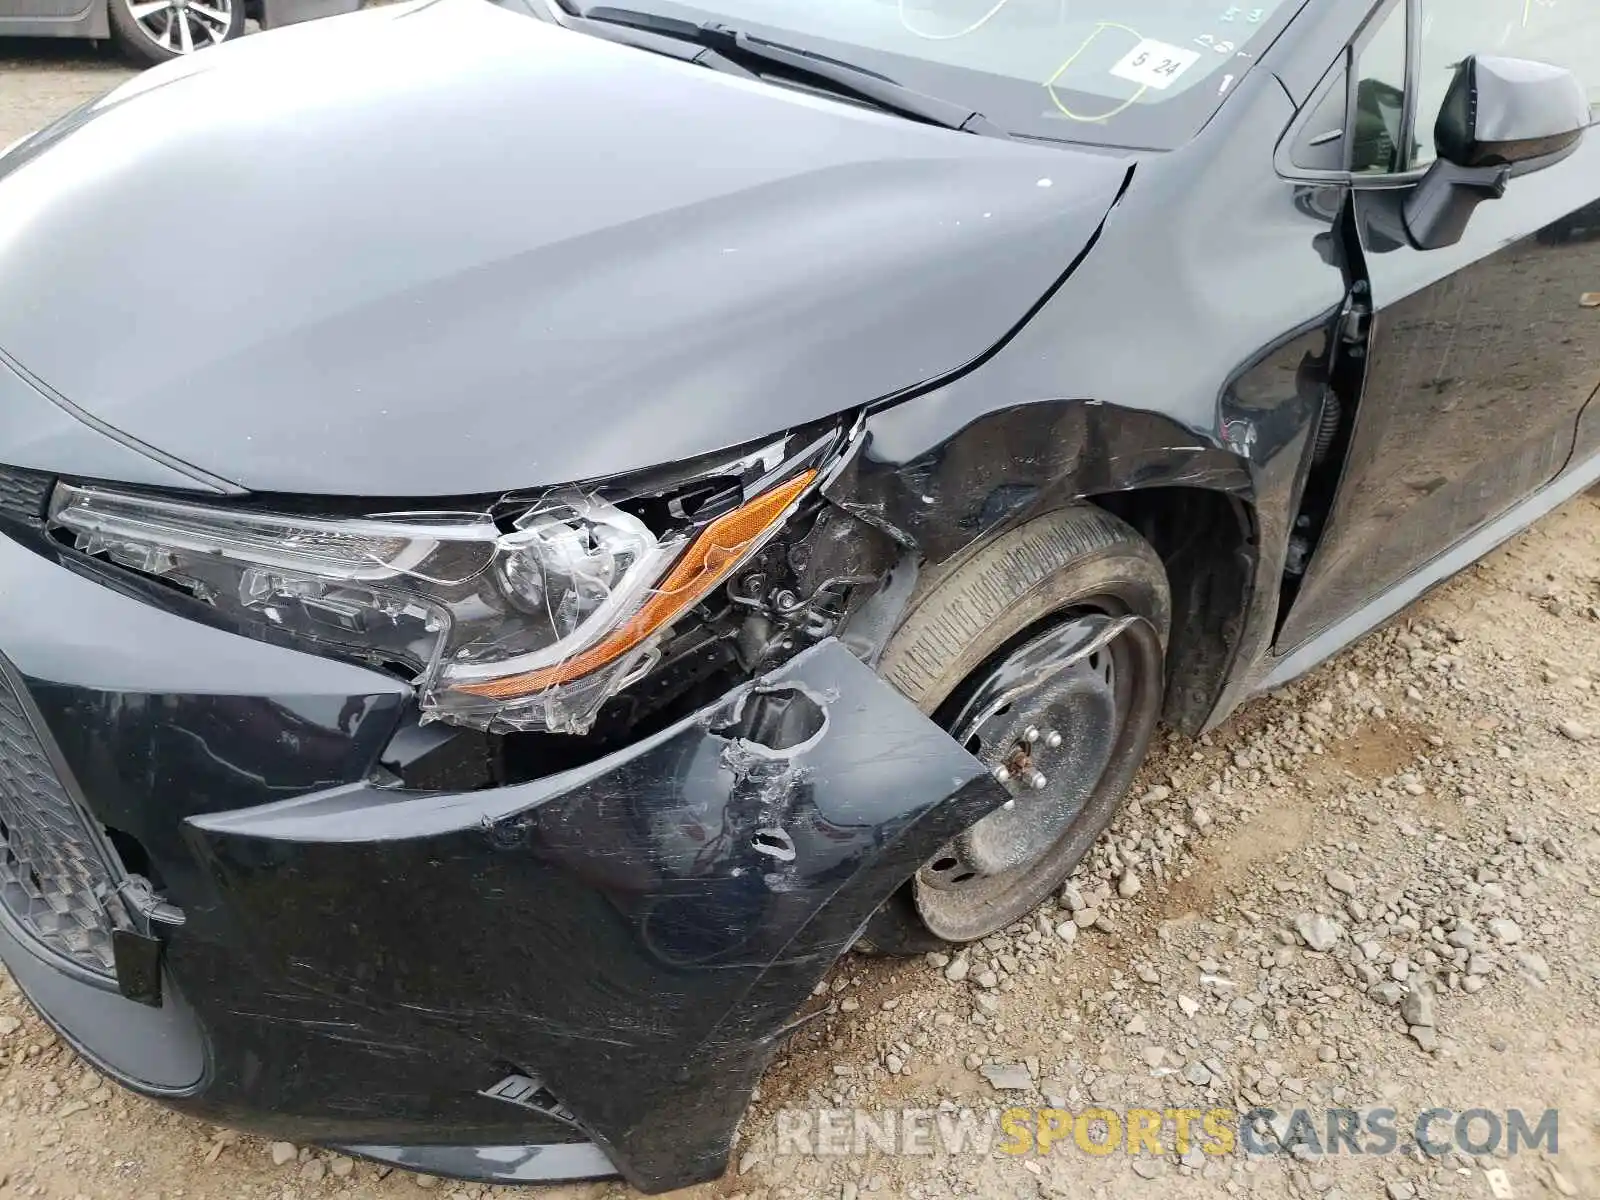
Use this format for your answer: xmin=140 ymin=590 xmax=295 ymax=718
xmin=1090 ymin=488 xmax=1255 ymax=734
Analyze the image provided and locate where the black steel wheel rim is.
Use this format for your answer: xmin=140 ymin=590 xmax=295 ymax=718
xmin=912 ymin=608 xmax=1160 ymax=942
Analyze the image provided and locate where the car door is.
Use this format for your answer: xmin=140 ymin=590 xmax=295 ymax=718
xmin=1277 ymin=0 xmax=1600 ymax=651
xmin=0 ymin=0 xmax=89 ymax=23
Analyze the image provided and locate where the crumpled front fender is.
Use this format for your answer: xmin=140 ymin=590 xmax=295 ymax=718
xmin=185 ymin=640 xmax=1006 ymax=1192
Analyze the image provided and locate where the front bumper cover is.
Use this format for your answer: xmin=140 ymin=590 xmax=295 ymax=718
xmin=0 ymin=528 xmax=1004 ymax=1193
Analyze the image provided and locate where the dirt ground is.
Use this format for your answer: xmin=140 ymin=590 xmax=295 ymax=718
xmin=0 ymin=42 xmax=131 ymax=146
xmin=1 ymin=44 xmax=1599 ymax=1200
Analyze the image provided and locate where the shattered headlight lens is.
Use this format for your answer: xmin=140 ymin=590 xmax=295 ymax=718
xmin=48 ymin=470 xmax=815 ymax=733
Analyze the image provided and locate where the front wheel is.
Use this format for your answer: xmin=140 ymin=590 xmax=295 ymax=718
xmin=109 ymin=0 xmax=245 ymax=65
xmin=860 ymin=506 xmax=1169 ymax=952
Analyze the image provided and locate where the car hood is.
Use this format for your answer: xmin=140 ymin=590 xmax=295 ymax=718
xmin=0 ymin=0 xmax=1128 ymax=496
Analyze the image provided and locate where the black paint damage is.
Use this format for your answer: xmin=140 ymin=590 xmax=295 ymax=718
xmin=14 ymin=609 xmax=1004 ymax=1191
xmin=0 ymin=3 xmax=1362 ymax=1192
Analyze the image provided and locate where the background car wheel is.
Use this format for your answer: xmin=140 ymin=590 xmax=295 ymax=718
xmin=858 ymin=506 xmax=1170 ymax=952
xmin=109 ymin=0 xmax=245 ymax=65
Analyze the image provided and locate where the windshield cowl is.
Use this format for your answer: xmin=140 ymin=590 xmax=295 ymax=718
xmin=561 ymin=0 xmax=1297 ymax=148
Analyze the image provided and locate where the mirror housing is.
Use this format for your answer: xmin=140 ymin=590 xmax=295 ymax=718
xmin=1404 ymin=55 xmax=1590 ymax=251
xmin=1436 ymin=55 xmax=1589 ymax=168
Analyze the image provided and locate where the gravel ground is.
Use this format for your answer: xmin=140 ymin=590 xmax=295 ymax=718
xmin=1 ymin=47 xmax=1599 ymax=1200
xmin=0 ymin=42 xmax=132 ymax=146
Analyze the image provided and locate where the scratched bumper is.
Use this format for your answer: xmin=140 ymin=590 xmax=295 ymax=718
xmin=0 ymin=532 xmax=1002 ymax=1193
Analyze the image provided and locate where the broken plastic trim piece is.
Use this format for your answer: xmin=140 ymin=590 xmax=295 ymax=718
xmin=711 ymin=681 xmax=828 ymax=753
xmin=187 ymin=639 xmax=1009 ymax=1192
xmin=479 ymin=1074 xmax=585 ymax=1128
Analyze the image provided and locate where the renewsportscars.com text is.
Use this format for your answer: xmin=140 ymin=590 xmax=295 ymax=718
xmin=774 ymin=1106 xmax=1559 ymax=1159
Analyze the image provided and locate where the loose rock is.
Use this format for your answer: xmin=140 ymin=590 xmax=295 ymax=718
xmin=1400 ymin=987 xmax=1436 ymax=1028
xmin=1514 ymin=950 xmax=1550 ymax=982
xmin=1547 ymin=1165 xmax=1578 ymax=1197
xmin=1325 ymin=869 xmax=1357 ymax=895
xmin=980 ymin=1063 xmax=1033 ymax=1091
xmin=1409 ymin=1025 xmax=1440 ymax=1052
xmin=1295 ymin=913 xmax=1342 ymax=953
xmin=1488 ymin=918 xmax=1523 ymax=946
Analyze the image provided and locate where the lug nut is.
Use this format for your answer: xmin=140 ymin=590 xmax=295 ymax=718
xmin=1045 ymin=730 xmax=1062 ymax=749
xmin=1028 ymin=770 xmax=1048 ymax=791
xmin=1023 ymin=726 xmax=1040 ymax=743
xmin=992 ymin=764 xmax=1011 ymax=784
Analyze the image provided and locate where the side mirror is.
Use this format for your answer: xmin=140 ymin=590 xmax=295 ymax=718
xmin=1404 ymin=55 xmax=1589 ymax=250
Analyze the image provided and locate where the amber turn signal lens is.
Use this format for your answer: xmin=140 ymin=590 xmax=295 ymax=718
xmin=456 ymin=469 xmax=818 ymax=699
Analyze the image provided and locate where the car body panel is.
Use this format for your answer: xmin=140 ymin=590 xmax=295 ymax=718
xmin=180 ymin=639 xmax=1005 ymax=1190
xmin=3 ymin=0 xmax=1600 ymax=1192
xmin=0 ymin=0 xmax=103 ymax=37
xmin=0 ymin=352 xmax=237 ymax=494
xmin=831 ymin=67 xmax=1342 ymax=730
xmin=1258 ymin=446 xmax=1600 ymax=690
xmin=0 ymin=0 xmax=1129 ymax=496
xmin=1276 ymin=128 xmax=1600 ymax=652
xmin=0 ymin=521 xmax=1006 ymax=1191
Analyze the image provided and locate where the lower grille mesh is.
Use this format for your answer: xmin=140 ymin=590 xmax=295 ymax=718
xmin=0 ymin=672 xmax=120 ymax=977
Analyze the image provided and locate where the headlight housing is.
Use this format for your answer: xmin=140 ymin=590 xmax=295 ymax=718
xmin=48 ymin=459 xmax=819 ymax=734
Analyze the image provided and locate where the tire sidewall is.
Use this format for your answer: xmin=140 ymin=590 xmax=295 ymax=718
xmin=109 ymin=0 xmax=245 ymax=65
xmin=880 ymin=512 xmax=1171 ymax=717
xmin=869 ymin=507 xmax=1171 ymax=946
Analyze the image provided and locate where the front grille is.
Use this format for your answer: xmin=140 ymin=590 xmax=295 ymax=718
xmin=0 ymin=671 xmax=122 ymax=977
xmin=0 ymin=466 xmax=53 ymax=523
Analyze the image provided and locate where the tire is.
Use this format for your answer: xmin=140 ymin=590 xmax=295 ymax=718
xmin=858 ymin=505 xmax=1170 ymax=953
xmin=110 ymin=0 xmax=246 ymax=65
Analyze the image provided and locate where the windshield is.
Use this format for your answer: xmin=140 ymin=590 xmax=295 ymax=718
xmin=565 ymin=0 xmax=1304 ymax=147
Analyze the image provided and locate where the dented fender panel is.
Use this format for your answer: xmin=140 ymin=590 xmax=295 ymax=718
xmin=183 ymin=640 xmax=1005 ymax=1192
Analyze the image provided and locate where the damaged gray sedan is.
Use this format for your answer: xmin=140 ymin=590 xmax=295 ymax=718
xmin=0 ymin=0 xmax=1598 ymax=1189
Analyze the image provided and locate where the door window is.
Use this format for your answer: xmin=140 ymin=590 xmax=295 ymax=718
xmin=1350 ymin=0 xmax=1411 ymax=174
xmin=1289 ymin=56 xmax=1353 ymax=172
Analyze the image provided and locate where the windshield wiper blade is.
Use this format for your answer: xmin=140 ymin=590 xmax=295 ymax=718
xmin=578 ymin=6 xmax=1002 ymax=136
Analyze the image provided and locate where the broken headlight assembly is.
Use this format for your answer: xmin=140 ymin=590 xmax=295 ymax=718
xmin=46 ymin=442 xmax=830 ymax=734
